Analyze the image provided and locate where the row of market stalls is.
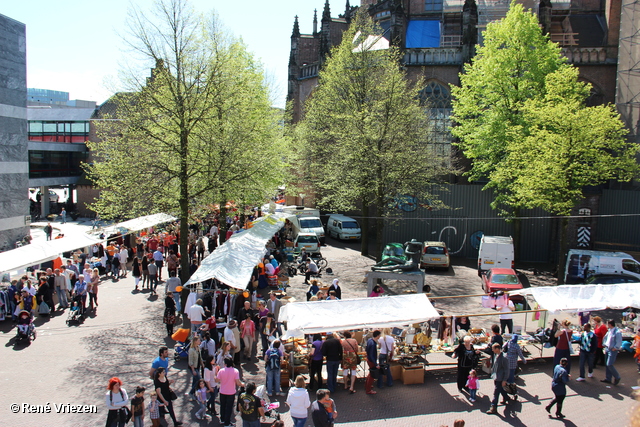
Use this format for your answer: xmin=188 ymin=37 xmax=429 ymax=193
xmin=0 ymin=213 xmax=176 ymax=277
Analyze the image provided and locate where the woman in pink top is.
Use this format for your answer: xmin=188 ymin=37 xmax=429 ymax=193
xmin=240 ymin=313 xmax=256 ymax=361
xmin=217 ymin=358 xmax=244 ymax=426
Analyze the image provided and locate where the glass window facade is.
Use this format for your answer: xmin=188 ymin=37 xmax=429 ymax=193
xmin=28 ymin=121 xmax=90 ymax=143
xmin=28 ymin=150 xmax=87 ymax=179
xmin=425 ymin=0 xmax=444 ymax=12
xmin=419 ymin=81 xmax=452 ymax=158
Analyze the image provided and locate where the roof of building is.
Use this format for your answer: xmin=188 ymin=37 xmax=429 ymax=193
xmin=27 ymin=107 xmax=95 ymax=121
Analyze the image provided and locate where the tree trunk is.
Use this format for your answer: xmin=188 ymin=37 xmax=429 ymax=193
xmin=219 ymin=197 xmax=228 ymax=244
xmin=375 ymin=193 xmax=385 ymax=262
xmin=556 ymin=217 xmax=569 ymax=283
xmin=360 ymin=202 xmax=370 ymax=257
xmin=179 ymin=140 xmax=190 ymax=285
xmin=512 ymin=207 xmax=521 ymax=263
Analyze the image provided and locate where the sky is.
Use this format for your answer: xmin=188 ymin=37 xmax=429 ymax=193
xmin=2 ymin=0 xmax=346 ymax=108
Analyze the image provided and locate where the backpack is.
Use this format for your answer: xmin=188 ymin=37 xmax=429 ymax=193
xmin=201 ymin=339 xmax=211 ymax=361
xmin=267 ymin=349 xmax=281 ymax=370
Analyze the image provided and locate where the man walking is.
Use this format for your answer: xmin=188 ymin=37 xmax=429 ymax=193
xmin=53 ymin=268 xmax=69 ymax=309
xmin=44 ymin=222 xmax=53 ymax=240
xmin=165 ymin=271 xmax=181 ymax=309
xmin=365 ymin=330 xmax=380 ymax=395
xmin=268 ymin=292 xmax=283 ymax=337
xmin=60 ymin=208 xmax=67 ymax=224
xmin=601 ymin=319 xmax=623 ymax=385
xmin=487 ymin=342 xmax=510 ymax=414
xmin=322 ymin=333 xmax=343 ymax=393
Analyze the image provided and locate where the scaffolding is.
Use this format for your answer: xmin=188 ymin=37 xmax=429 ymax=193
xmin=476 ymin=0 xmax=540 ymax=45
xmin=616 ymin=0 xmax=640 ymax=142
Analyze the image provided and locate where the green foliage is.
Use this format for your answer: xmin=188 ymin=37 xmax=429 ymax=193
xmin=296 ymin=11 xmax=449 ymax=212
xmin=451 ymin=2 xmax=567 ymax=212
xmin=85 ymin=0 xmax=285 ymax=222
xmin=510 ymin=67 xmax=638 ymax=215
xmin=452 ymin=2 xmax=637 ymax=219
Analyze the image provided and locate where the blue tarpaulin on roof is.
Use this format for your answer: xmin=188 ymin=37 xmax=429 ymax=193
xmin=406 ymin=20 xmax=441 ymax=48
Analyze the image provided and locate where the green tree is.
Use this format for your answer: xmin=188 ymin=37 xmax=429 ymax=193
xmin=296 ymin=11 xmax=448 ymax=258
xmin=511 ymin=67 xmax=638 ymax=274
xmin=451 ymin=2 xmax=638 ymax=274
xmin=86 ymin=0 xmax=284 ymax=280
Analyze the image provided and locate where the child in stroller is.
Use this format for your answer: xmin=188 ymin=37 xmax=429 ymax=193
xmin=16 ymin=310 xmax=36 ymax=342
xmin=67 ymin=300 xmax=83 ymax=325
xmin=254 ymin=384 xmax=281 ymax=422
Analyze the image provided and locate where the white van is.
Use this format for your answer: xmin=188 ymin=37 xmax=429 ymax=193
xmin=327 ymin=214 xmax=361 ymax=241
xmin=283 ymin=206 xmax=325 ymax=244
xmin=564 ymin=249 xmax=640 ymax=283
xmin=477 ymin=235 xmax=514 ymax=276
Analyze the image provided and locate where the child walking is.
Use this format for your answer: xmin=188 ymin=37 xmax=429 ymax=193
xmin=195 ymin=379 xmax=211 ymax=421
xmin=131 ymin=386 xmax=145 ymax=427
xmin=466 ymin=369 xmax=479 ymax=403
xmin=147 ymin=392 xmax=162 ymax=427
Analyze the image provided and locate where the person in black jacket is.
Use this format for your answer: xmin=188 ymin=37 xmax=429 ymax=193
xmin=321 ymin=333 xmax=343 ymax=393
xmin=311 ymin=389 xmax=337 ymax=427
xmin=487 ymin=343 xmax=510 ymax=414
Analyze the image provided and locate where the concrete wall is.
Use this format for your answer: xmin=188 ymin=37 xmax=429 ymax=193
xmin=0 ymin=14 xmax=29 ymax=250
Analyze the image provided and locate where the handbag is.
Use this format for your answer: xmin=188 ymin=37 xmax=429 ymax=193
xmin=118 ymin=406 xmax=132 ymax=423
xmin=347 ymin=340 xmax=361 ymax=364
xmin=169 ymin=388 xmax=178 ymax=401
xmin=566 ymin=331 xmax=575 ymax=355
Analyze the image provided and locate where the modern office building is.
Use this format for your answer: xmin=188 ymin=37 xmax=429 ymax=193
xmin=0 ymin=14 xmax=29 ymax=251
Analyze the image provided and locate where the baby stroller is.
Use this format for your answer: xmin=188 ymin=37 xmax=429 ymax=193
xmin=66 ymin=300 xmax=84 ymax=326
xmin=172 ymin=328 xmax=192 ymax=361
xmin=16 ymin=310 xmax=36 ymax=342
xmin=254 ymin=385 xmax=281 ymax=422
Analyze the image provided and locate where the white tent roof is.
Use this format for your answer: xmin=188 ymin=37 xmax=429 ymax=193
xmin=510 ymin=284 xmax=640 ymax=313
xmin=0 ymin=233 xmax=103 ymax=273
xmin=101 ymin=213 xmax=176 ymax=235
xmin=280 ymin=293 xmax=440 ymax=335
xmin=184 ymin=214 xmax=289 ymax=290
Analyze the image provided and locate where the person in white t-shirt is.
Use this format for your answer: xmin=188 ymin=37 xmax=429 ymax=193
xmin=188 ymin=299 xmax=206 ymax=333
xmin=497 ymin=298 xmax=515 ymax=334
xmin=378 ymin=328 xmax=395 ymax=387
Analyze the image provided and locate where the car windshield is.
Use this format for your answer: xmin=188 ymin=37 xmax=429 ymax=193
xmin=425 ymin=246 xmax=445 ymax=255
xmin=300 ymin=219 xmax=322 ymax=228
xmin=491 ymin=274 xmax=519 ymax=285
xmin=297 ymin=236 xmax=318 ymax=244
xmin=342 ymin=221 xmax=359 ymax=229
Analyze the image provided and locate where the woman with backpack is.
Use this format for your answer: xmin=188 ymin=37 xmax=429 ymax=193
xmin=105 ymin=377 xmax=129 ymax=427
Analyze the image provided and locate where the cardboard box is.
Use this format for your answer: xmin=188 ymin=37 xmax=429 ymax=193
xmin=401 ymin=366 xmax=425 ymax=385
xmin=390 ymin=363 xmax=403 ymax=381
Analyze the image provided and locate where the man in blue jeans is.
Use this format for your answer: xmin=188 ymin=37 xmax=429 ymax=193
xmin=321 ymin=333 xmax=343 ymax=393
xmin=601 ymin=319 xmax=623 ymax=385
xmin=265 ymin=340 xmax=286 ymax=396
xmin=487 ymin=342 xmax=510 ymax=414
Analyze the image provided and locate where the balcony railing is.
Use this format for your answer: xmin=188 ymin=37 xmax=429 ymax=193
xmin=404 ymin=47 xmax=463 ymax=65
xmin=550 ymin=32 xmax=579 ymax=46
xmin=561 ymin=47 xmax=608 ymax=64
xmin=299 ymin=63 xmax=320 ymax=79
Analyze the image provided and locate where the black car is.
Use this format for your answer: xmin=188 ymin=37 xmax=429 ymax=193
xmin=584 ymin=274 xmax=640 ymax=285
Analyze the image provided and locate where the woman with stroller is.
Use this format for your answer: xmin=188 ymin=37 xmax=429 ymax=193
xmin=88 ymin=268 xmax=100 ymax=311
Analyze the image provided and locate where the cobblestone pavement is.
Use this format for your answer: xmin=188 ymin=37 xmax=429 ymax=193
xmin=0 ymin=231 xmax=638 ymax=426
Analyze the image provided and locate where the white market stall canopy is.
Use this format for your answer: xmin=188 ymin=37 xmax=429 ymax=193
xmin=510 ymin=284 xmax=640 ymax=313
xmin=107 ymin=213 xmax=177 ymax=234
xmin=280 ymin=293 xmax=440 ymax=335
xmin=0 ymin=233 xmax=103 ymax=273
xmin=184 ymin=214 xmax=289 ymax=290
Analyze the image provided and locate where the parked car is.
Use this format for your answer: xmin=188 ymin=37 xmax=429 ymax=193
xmin=29 ymin=188 xmax=59 ymax=203
xmin=381 ymin=243 xmax=407 ymax=263
xmin=481 ymin=268 xmax=524 ymax=302
xmin=294 ymin=232 xmax=320 ymax=255
xmin=584 ymin=274 xmax=640 ymax=285
xmin=420 ymin=241 xmax=450 ymax=270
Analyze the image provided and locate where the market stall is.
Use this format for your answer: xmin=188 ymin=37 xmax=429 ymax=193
xmin=184 ymin=213 xmax=291 ymax=290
